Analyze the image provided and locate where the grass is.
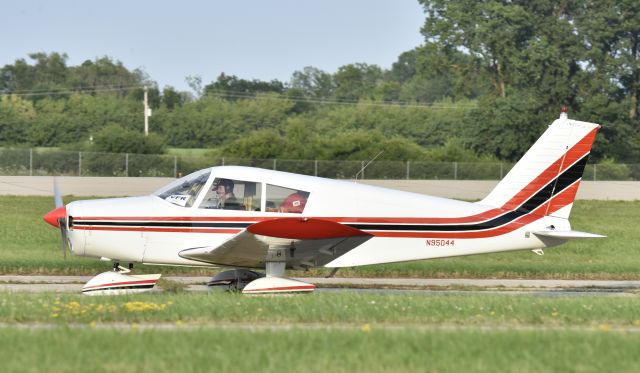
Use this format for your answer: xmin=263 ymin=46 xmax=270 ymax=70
xmin=166 ymin=147 xmax=215 ymax=157
xmin=2 ymin=291 xmax=640 ymax=372
xmin=2 ymin=291 xmax=640 ymax=326
xmin=3 ymin=195 xmax=638 ymax=372
xmin=1 ymin=196 xmax=639 ymax=278
xmin=2 ymin=328 xmax=640 ymax=372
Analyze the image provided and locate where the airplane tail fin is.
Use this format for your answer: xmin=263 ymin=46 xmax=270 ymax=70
xmin=479 ymin=109 xmax=600 ymax=220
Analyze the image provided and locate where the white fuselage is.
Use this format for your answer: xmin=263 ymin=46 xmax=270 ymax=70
xmin=64 ymin=166 xmax=569 ymax=269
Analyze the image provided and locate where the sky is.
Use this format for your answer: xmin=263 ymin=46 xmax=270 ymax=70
xmin=2 ymin=0 xmax=425 ymax=92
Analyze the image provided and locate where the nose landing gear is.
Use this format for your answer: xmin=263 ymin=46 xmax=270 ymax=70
xmin=82 ymin=261 xmax=161 ymax=296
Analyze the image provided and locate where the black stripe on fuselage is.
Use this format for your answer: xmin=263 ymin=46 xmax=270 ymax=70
xmin=350 ymin=154 xmax=589 ymax=232
xmin=516 ymin=155 xmax=589 ymax=214
xmin=72 ymin=221 xmax=251 ymax=228
xmin=72 ymin=154 xmax=589 ymax=233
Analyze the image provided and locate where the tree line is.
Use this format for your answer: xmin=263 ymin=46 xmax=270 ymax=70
xmin=1 ymin=0 xmax=639 ymax=164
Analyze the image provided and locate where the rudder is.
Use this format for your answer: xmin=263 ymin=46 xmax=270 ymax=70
xmin=479 ymin=110 xmax=600 ymax=220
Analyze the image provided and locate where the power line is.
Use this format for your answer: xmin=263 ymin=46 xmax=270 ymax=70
xmin=0 ymin=85 xmax=146 ymax=97
xmin=203 ymin=89 xmax=478 ymax=109
xmin=0 ymin=85 xmax=478 ymax=110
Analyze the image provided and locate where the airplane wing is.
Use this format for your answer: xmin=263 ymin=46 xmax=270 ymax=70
xmin=178 ymin=218 xmax=372 ymax=269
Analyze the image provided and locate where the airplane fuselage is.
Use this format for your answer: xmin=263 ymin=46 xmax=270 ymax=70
xmin=64 ymin=166 xmax=570 ymax=269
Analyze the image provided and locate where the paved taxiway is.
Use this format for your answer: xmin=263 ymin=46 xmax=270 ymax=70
xmin=2 ymin=276 xmax=639 ymax=295
xmin=2 ymin=176 xmax=639 ymax=200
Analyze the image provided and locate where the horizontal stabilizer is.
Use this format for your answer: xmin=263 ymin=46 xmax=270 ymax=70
xmin=533 ymin=230 xmax=606 ymax=239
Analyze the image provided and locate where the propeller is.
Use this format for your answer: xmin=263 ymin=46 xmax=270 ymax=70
xmin=43 ymin=177 xmax=69 ymax=259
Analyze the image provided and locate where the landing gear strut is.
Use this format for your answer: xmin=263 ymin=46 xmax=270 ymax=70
xmin=111 ymin=261 xmax=134 ymax=273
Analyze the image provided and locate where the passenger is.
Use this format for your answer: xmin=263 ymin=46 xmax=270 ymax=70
xmin=215 ymin=179 xmax=243 ymax=210
xmin=279 ymin=191 xmax=309 ymax=213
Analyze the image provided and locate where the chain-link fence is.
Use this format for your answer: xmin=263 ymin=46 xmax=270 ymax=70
xmin=1 ymin=148 xmax=638 ymax=180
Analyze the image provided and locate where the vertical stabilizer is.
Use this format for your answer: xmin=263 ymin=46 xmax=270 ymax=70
xmin=479 ymin=109 xmax=599 ymax=219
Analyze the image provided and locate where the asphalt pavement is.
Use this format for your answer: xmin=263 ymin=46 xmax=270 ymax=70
xmin=2 ymin=276 xmax=639 ymax=295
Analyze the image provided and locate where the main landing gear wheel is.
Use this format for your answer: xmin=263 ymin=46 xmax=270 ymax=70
xmin=207 ymin=269 xmax=265 ymax=292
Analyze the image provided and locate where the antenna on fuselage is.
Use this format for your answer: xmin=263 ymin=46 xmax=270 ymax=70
xmin=353 ymin=150 xmax=384 ymax=182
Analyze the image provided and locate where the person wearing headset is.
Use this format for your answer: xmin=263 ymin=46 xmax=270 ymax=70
xmin=215 ymin=179 xmax=243 ymax=210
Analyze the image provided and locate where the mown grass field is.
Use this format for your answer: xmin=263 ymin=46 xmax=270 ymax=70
xmin=3 ymin=328 xmax=640 ymax=372
xmin=1 ymin=196 xmax=638 ymax=278
xmin=2 ymin=291 xmax=640 ymax=372
xmin=2 ymin=291 xmax=640 ymax=325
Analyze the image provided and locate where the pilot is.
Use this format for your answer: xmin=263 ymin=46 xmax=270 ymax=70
xmin=215 ymin=179 xmax=243 ymax=210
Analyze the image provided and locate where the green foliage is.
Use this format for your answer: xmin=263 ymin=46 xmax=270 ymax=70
xmin=333 ymin=63 xmax=383 ymax=102
xmin=3 ymin=0 xmax=640 ymax=167
xmin=93 ymin=124 xmax=165 ymax=154
xmin=0 ymin=95 xmax=35 ymax=144
xmin=426 ymin=138 xmax=497 ymax=162
xmin=593 ymin=158 xmax=632 ymax=180
xmin=469 ymin=93 xmax=552 ymax=161
xmin=289 ymin=66 xmax=334 ymax=99
xmin=203 ymin=73 xmax=284 ymax=100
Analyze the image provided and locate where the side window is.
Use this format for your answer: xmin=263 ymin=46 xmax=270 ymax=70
xmin=266 ymin=184 xmax=310 ymax=213
xmin=199 ymin=178 xmax=261 ymax=211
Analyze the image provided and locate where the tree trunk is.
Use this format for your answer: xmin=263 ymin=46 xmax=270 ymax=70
xmin=631 ymin=89 xmax=638 ymax=121
xmin=496 ymin=62 xmax=506 ymax=98
xmin=630 ymin=32 xmax=638 ymax=121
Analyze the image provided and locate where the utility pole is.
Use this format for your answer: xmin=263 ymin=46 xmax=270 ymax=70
xmin=143 ymin=86 xmax=152 ymax=136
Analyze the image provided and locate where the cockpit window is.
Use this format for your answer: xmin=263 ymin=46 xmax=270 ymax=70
xmin=198 ymin=178 xmax=261 ymax=211
xmin=266 ymin=184 xmax=310 ymax=213
xmin=154 ymin=169 xmax=211 ymax=207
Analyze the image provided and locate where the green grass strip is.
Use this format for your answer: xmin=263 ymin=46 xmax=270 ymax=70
xmin=2 ymin=292 xmax=640 ymax=327
xmin=1 ymin=328 xmax=639 ymax=372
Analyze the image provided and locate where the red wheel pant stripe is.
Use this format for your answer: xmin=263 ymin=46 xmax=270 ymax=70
xmin=83 ymin=279 xmax=158 ymax=290
xmin=243 ymin=285 xmax=316 ymax=292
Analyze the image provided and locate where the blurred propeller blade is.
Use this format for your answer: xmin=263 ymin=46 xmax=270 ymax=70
xmin=53 ymin=177 xmax=63 ymax=208
xmin=58 ymin=217 xmax=68 ymax=260
xmin=51 ymin=177 xmax=68 ymax=259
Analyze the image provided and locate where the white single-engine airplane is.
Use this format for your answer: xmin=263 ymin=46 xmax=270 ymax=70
xmin=44 ymin=109 xmax=604 ymax=295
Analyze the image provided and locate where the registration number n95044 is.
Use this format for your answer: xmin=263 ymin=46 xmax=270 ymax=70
xmin=425 ymin=239 xmax=455 ymax=247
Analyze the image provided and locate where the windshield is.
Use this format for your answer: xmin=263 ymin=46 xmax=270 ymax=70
xmin=154 ymin=169 xmax=212 ymax=207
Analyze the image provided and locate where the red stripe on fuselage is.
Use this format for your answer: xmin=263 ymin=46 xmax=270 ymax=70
xmin=368 ymin=181 xmax=580 ymax=239
xmin=72 ymin=182 xmax=578 ymax=239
